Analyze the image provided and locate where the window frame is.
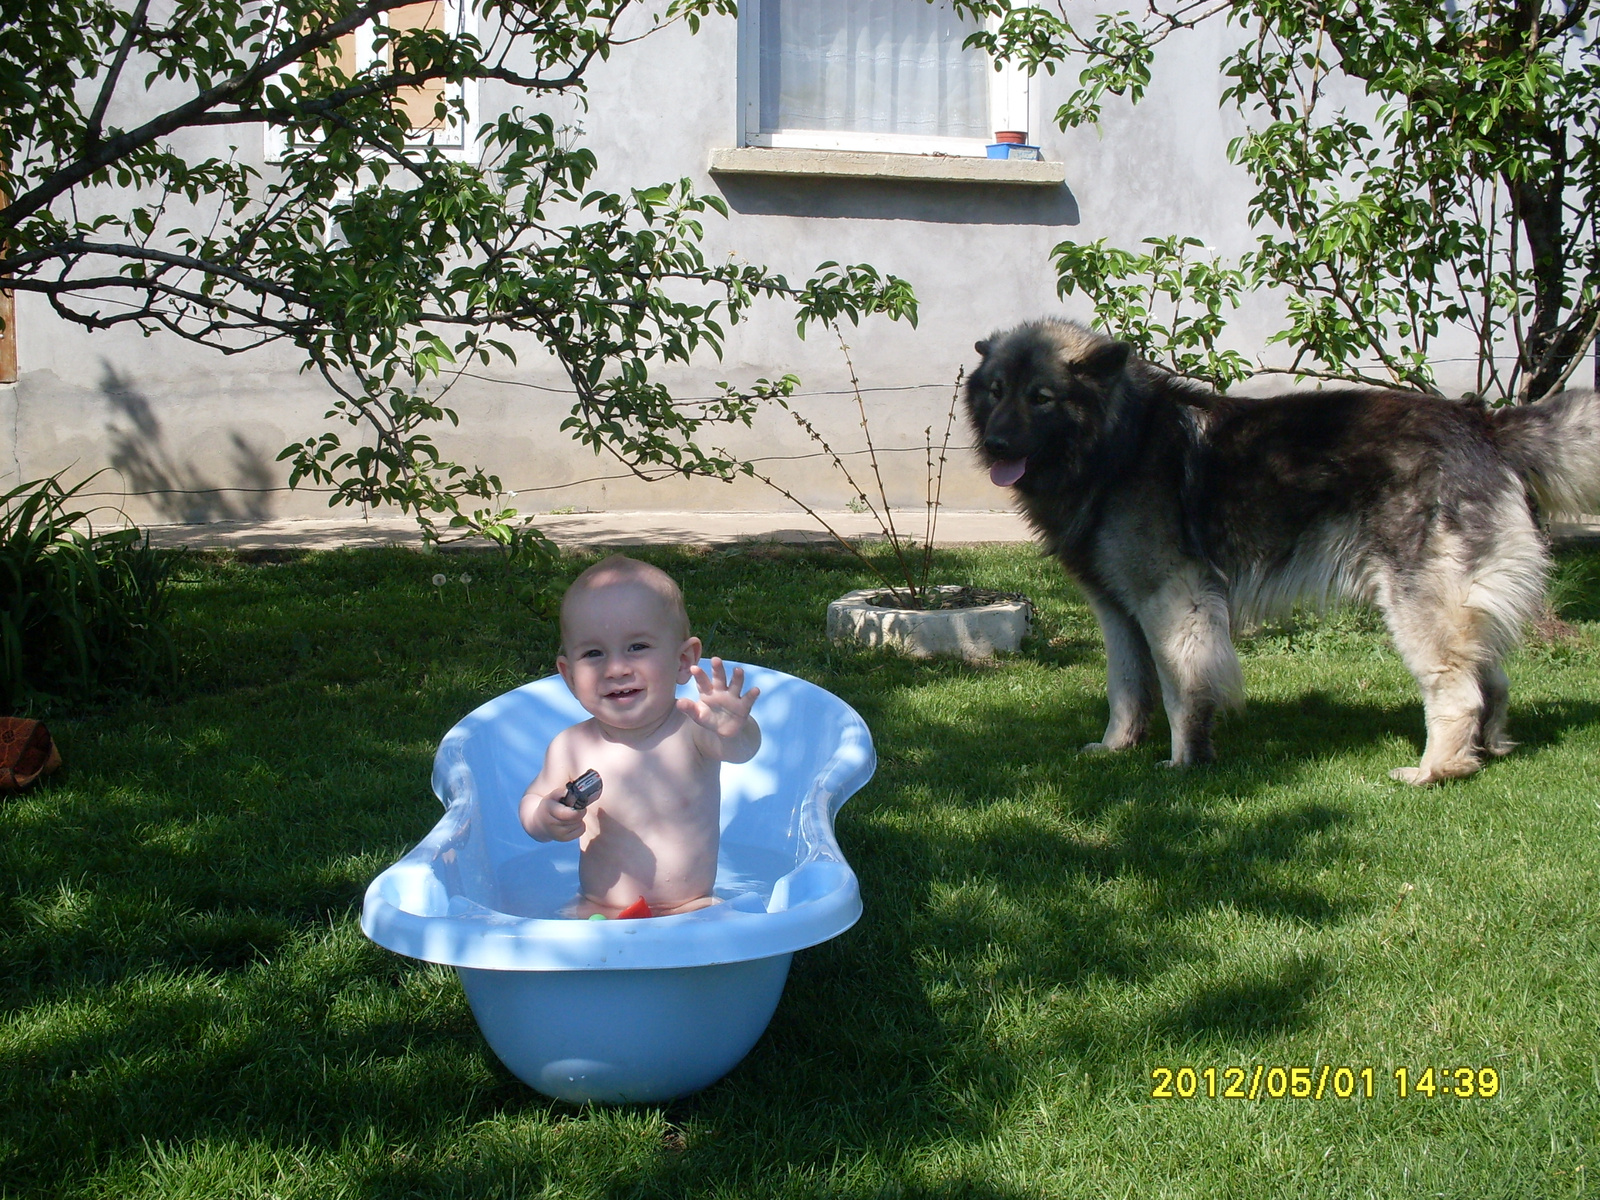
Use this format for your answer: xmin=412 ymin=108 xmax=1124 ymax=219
xmin=1 ymin=173 xmax=12 ymax=383
xmin=0 ymin=287 xmax=15 ymax=385
xmin=736 ymin=1 xmax=1029 ymax=158
xmin=264 ymin=0 xmax=480 ymax=165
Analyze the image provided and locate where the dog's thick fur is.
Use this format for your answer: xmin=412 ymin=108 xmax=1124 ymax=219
xmin=966 ymin=319 xmax=1600 ymax=784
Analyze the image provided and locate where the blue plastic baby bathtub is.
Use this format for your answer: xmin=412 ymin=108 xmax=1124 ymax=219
xmin=360 ymin=662 xmax=873 ymax=1103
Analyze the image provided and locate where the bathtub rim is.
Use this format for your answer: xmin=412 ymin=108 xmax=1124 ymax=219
xmin=360 ymin=663 xmax=872 ymax=972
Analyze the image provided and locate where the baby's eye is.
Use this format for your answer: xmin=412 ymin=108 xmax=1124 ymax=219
xmin=580 ymin=648 xmax=603 ymax=659
xmin=628 ymin=641 xmax=651 ymax=653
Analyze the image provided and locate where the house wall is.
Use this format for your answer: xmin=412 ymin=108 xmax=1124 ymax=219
xmin=3 ymin=9 xmax=1275 ymax=527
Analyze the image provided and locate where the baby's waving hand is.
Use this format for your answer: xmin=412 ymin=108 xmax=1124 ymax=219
xmin=680 ymin=657 xmax=762 ymax=763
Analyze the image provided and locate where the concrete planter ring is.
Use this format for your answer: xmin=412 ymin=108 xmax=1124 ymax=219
xmin=827 ymin=586 xmax=1032 ymax=661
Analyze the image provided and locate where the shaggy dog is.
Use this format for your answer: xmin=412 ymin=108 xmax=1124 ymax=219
xmin=965 ymin=319 xmax=1600 ymax=784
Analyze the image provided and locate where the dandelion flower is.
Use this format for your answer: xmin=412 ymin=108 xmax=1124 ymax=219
xmin=460 ymin=573 xmax=473 ymax=585
xmin=432 ymin=573 xmax=447 ymax=587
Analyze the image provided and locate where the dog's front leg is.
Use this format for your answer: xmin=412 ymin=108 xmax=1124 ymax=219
xmin=1137 ymin=574 xmax=1244 ymax=767
xmin=1082 ymin=589 xmax=1158 ymax=752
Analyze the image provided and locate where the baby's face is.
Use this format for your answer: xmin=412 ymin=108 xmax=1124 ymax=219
xmin=557 ymin=580 xmax=698 ymax=734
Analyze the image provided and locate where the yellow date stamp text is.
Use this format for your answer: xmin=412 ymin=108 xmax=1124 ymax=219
xmin=1149 ymin=1065 xmax=1500 ymax=1100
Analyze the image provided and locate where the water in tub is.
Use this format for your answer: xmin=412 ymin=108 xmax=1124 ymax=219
xmin=471 ymin=840 xmax=796 ymax=921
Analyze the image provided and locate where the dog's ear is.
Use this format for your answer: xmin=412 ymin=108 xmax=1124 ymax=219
xmin=1083 ymin=340 xmax=1132 ymax=378
xmin=974 ymin=339 xmax=992 ymax=358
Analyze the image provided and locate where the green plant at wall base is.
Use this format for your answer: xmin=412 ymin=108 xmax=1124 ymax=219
xmin=0 ymin=475 xmax=177 ymax=713
xmin=961 ymin=0 xmax=1600 ymax=400
xmin=0 ymin=0 xmax=916 ymax=548
xmin=734 ymin=329 xmax=964 ymax=609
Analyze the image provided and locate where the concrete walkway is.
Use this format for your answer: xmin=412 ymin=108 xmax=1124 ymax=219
xmin=142 ymin=508 xmax=1036 ymax=551
xmin=140 ymin=508 xmax=1600 ymax=552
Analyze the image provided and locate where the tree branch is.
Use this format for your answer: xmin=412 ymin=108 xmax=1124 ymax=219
xmin=1 ymin=0 xmax=423 ymax=235
xmin=84 ymin=0 xmax=151 ymax=151
xmin=5 ymin=238 xmax=313 ymax=307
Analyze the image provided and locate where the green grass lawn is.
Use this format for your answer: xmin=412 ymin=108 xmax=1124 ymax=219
xmin=4 ymin=543 xmax=1600 ymax=1199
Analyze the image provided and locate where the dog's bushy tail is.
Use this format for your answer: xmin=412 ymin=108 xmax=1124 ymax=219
xmin=1494 ymin=389 xmax=1600 ymax=516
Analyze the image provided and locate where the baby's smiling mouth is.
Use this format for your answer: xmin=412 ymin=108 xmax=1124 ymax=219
xmin=604 ymin=686 xmax=642 ymax=700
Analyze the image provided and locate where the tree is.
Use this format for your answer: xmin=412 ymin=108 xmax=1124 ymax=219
xmin=0 ymin=0 xmax=915 ymax=545
xmin=961 ymin=0 xmax=1599 ymax=401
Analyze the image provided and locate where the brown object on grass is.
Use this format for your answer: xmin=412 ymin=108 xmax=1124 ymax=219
xmin=0 ymin=718 xmax=61 ymax=791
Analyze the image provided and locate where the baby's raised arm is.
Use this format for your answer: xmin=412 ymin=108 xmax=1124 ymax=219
xmin=678 ymin=656 xmax=762 ymax=764
xmin=519 ymin=730 xmax=589 ymax=842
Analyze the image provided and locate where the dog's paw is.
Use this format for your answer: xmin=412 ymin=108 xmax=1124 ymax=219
xmin=1389 ymin=766 xmax=1444 ymax=786
xmin=1483 ymin=738 xmax=1518 ymax=759
xmin=1392 ymin=756 xmax=1482 ymax=785
xmin=1083 ymin=735 xmax=1145 ymax=754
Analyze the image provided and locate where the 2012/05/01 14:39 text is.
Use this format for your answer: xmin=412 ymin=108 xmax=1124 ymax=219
xmin=1149 ymin=1065 xmax=1501 ymax=1100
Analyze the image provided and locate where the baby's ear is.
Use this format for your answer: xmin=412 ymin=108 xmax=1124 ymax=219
xmin=678 ymin=636 xmax=702 ymax=682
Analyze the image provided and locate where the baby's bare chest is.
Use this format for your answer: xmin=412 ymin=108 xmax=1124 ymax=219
xmin=582 ymin=733 xmax=718 ymax=819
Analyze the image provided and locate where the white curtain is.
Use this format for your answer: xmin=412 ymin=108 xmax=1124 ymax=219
xmin=759 ymin=0 xmax=989 ymax=139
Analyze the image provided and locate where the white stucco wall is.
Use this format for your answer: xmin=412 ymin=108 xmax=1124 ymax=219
xmin=4 ymin=8 xmax=1278 ymax=527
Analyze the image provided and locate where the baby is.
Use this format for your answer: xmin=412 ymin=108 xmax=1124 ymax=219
xmin=519 ymin=555 xmax=761 ymax=917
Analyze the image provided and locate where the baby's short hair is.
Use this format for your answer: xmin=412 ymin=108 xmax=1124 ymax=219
xmin=559 ymin=555 xmax=691 ymax=649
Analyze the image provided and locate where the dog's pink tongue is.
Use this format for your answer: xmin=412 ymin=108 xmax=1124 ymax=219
xmin=989 ymin=459 xmax=1027 ymax=487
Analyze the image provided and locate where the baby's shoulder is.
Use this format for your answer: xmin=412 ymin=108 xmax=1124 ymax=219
xmin=553 ymin=716 xmax=600 ymax=737
xmin=546 ymin=718 xmax=602 ymax=759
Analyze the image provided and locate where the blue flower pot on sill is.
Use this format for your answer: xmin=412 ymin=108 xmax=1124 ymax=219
xmin=987 ymin=143 xmax=1043 ymax=161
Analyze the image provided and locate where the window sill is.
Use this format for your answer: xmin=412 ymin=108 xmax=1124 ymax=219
xmin=708 ymin=147 xmax=1065 ymax=186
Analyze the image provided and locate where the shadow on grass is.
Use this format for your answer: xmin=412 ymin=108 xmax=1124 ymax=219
xmin=1490 ymin=696 xmax=1600 ymax=753
xmin=1154 ymin=954 xmax=1330 ymax=1042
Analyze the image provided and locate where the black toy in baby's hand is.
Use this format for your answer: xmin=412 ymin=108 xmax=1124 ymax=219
xmin=560 ymin=769 xmax=603 ymax=810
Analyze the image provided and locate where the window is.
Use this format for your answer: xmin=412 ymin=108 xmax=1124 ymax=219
xmin=265 ymin=0 xmax=478 ymax=162
xmin=739 ymin=0 xmax=1028 ymax=157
